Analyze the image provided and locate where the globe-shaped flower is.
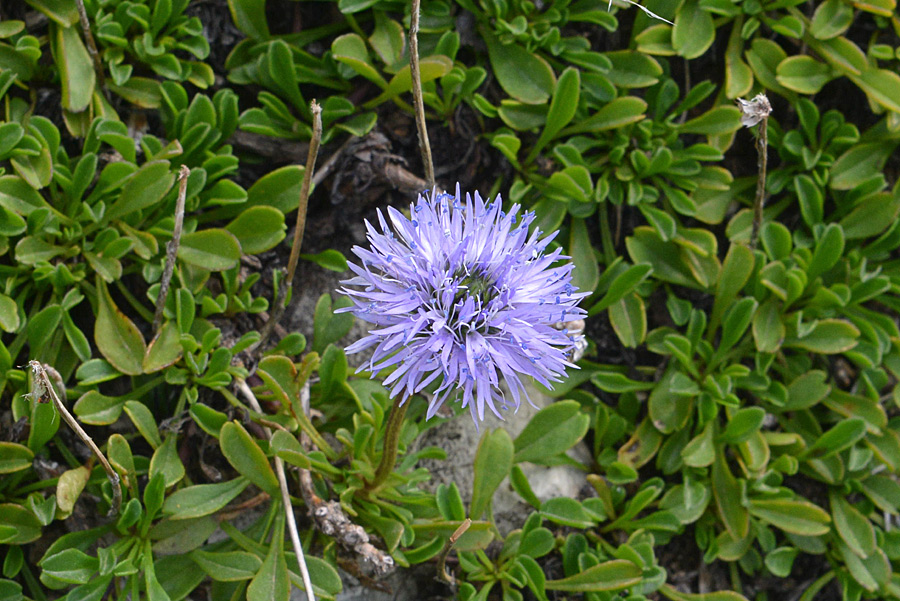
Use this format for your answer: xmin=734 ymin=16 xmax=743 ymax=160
xmin=339 ymin=186 xmax=588 ymax=424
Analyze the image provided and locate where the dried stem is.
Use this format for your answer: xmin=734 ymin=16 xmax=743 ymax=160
xmin=253 ymin=102 xmax=322 ymax=356
xmin=750 ymin=116 xmax=768 ymax=249
xmin=29 ymin=361 xmax=121 ymax=517
xmin=409 ymin=0 xmax=435 ymax=188
xmin=365 ymin=396 xmax=409 ymax=491
xmin=286 ymin=101 xmax=323 ymax=285
xmin=437 ymin=518 xmax=471 ymax=584
xmin=235 ymin=379 xmax=317 ymax=601
xmin=153 ymin=166 xmax=190 ymax=333
xmin=74 ymin=0 xmax=108 ymax=97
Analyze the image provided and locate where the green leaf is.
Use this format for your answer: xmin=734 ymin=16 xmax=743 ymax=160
xmin=541 ymin=497 xmax=596 ymax=528
xmin=545 ymin=559 xmax=642 ymax=592
xmin=149 ymin=436 xmax=185 ymax=487
xmin=483 ymin=30 xmax=554 ymax=104
xmin=673 ymin=0 xmax=715 ymax=58
xmin=143 ymin=321 xmax=183 ymax=373
xmin=0 ymin=504 xmax=41 ymax=544
xmin=679 ymin=106 xmax=741 ymax=135
xmin=247 ymin=519 xmax=289 ymax=601
xmin=810 ymin=0 xmax=853 ymax=39
xmin=830 ymin=492 xmax=875 ymax=558
xmin=178 ymin=229 xmax=242 ymax=271
xmin=124 ymin=400 xmax=162 ymax=448
xmin=164 ymin=477 xmax=250 ymax=520
xmin=783 ymin=371 xmax=830 ymax=411
xmin=219 ymin=422 xmax=279 ymax=496
xmin=776 ymin=56 xmax=833 ymax=93
xmin=527 ymin=67 xmax=580 ymax=162
xmin=718 ymin=297 xmax=757 ymax=351
xmin=40 ymin=548 xmax=98 ymax=584
xmin=94 ymin=278 xmax=147 ymax=376
xmin=569 ymin=217 xmax=598 ymax=295
xmin=227 ymin=0 xmax=269 ymax=39
xmin=56 ymin=466 xmax=90 ymax=513
xmin=807 ymin=223 xmax=844 ymax=279
xmin=245 ymin=165 xmax=305 ymax=214
xmin=73 ymin=391 xmax=124 ymax=425
xmin=332 ymin=34 xmax=386 ymax=86
xmin=562 ymin=96 xmax=647 ymax=135
xmin=312 ymin=294 xmax=354 ymax=354
xmin=609 ymin=293 xmax=646 ymax=347
xmin=0 ymin=175 xmax=51 ymax=217
xmin=270 ymin=430 xmax=311 ymax=469
xmin=802 ymin=418 xmax=867 ymax=459
xmin=839 ymin=192 xmax=900 ymax=239
xmin=830 ymin=142 xmax=894 ymax=190
xmin=190 ymin=550 xmax=262 ymax=582
xmin=52 ymin=24 xmax=94 ymax=112
xmin=0 ymin=442 xmax=33 ymax=474
xmin=784 ymin=318 xmax=858 ymax=353
xmin=514 ymin=401 xmax=590 ymax=463
xmin=106 ymin=160 xmax=175 ymax=221
xmin=225 ymin=206 xmax=286 ymax=255
xmin=299 ymin=250 xmax=348 ymax=272
xmin=748 ymin=498 xmax=831 ymax=535
xmin=604 ymin=50 xmax=662 ymax=88
xmin=589 ymin=263 xmax=652 ymax=315
xmin=659 ymin=584 xmax=750 ymax=601
xmin=712 ymin=450 xmax=748 ymax=538
xmin=470 ymin=428 xmax=513 ymax=519
xmin=719 ymin=407 xmax=765 ymax=444
xmin=795 ymin=174 xmax=823 ymax=226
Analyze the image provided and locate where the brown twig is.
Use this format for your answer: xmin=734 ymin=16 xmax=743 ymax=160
xmin=436 ymin=518 xmax=471 ymax=585
xmin=287 ymin=100 xmax=323 ymax=285
xmin=153 ymin=166 xmax=190 ymax=333
xmin=73 ymin=0 xmax=108 ymax=98
xmin=737 ymin=94 xmax=772 ymax=249
xmin=235 ymin=379 xmax=317 ymax=601
xmin=29 ymin=361 xmax=121 ymax=517
xmin=252 ymin=102 xmax=323 ymax=356
xmin=409 ymin=0 xmax=435 ymax=188
xmin=293 ymin=380 xmax=395 ymax=576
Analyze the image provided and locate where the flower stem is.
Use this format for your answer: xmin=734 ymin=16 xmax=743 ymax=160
xmin=409 ymin=0 xmax=435 ymax=188
xmin=749 ymin=113 xmax=769 ymax=249
xmin=366 ymin=397 xmax=409 ymax=491
xmin=153 ymin=166 xmax=190 ymax=333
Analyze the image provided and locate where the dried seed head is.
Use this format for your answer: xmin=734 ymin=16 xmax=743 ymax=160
xmin=737 ymin=93 xmax=772 ymax=127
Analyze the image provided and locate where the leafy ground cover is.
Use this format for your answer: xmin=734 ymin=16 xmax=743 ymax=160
xmin=1 ymin=0 xmax=900 ymax=600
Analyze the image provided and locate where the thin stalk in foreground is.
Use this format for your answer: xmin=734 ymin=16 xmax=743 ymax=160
xmin=437 ymin=518 xmax=472 ymax=584
xmin=286 ymin=101 xmax=323 ymax=285
xmin=236 ymin=379 xmax=317 ymax=601
xmin=365 ymin=396 xmax=409 ymax=491
xmin=153 ymin=165 xmax=190 ymax=333
xmin=738 ymin=94 xmax=772 ymax=249
xmin=74 ymin=0 xmax=108 ymax=97
xmin=254 ymin=101 xmax=322 ymax=356
xmin=409 ymin=0 xmax=435 ymax=188
xmin=29 ymin=361 xmax=121 ymax=517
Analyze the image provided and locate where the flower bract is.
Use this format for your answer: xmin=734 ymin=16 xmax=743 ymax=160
xmin=339 ymin=186 xmax=587 ymax=424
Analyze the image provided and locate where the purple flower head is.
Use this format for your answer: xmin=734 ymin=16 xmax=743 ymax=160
xmin=338 ymin=186 xmax=588 ymax=425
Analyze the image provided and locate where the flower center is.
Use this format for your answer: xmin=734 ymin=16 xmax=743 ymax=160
xmin=453 ymin=270 xmax=495 ymax=305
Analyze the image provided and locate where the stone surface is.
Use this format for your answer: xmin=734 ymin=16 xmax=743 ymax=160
xmin=415 ymin=382 xmax=592 ymax=535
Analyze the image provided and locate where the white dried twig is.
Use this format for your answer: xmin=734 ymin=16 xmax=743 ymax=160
xmin=608 ymin=0 xmax=674 ymax=25
xmin=235 ymin=379 xmax=317 ymax=601
xmin=29 ymin=361 xmax=121 ymax=516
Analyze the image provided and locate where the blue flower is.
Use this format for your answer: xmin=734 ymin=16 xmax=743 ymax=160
xmin=338 ymin=186 xmax=587 ymax=424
